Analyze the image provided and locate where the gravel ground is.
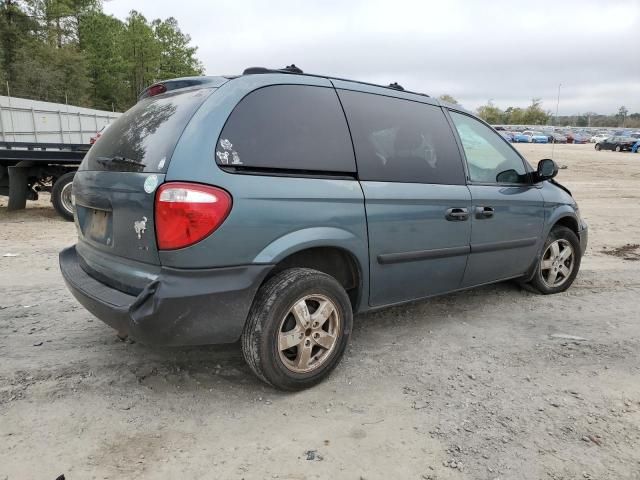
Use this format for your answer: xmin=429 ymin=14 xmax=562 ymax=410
xmin=1 ymin=143 xmax=639 ymax=480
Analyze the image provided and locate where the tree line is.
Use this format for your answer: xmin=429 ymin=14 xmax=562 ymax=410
xmin=439 ymin=95 xmax=640 ymax=128
xmin=0 ymin=0 xmax=204 ymax=111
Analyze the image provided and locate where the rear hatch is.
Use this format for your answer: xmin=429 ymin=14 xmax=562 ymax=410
xmin=73 ymin=87 xmax=215 ymax=292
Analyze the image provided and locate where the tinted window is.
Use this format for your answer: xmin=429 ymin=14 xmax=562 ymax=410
xmin=82 ymin=88 xmax=212 ymax=173
xmin=338 ymin=90 xmax=464 ymax=184
xmin=216 ymin=85 xmax=355 ymax=173
xmin=450 ymin=111 xmax=528 ymax=184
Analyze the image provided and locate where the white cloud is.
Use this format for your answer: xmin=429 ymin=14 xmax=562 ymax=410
xmin=104 ymin=0 xmax=640 ymax=114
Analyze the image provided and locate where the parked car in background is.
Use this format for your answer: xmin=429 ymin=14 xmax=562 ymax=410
xmin=572 ymin=134 xmax=589 ymax=144
xmin=89 ymin=124 xmax=110 ymax=145
xmin=499 ymin=131 xmax=514 ymax=142
xmin=595 ymin=136 xmax=638 ymax=152
xmin=523 ymin=130 xmax=549 ymax=143
xmin=548 ymin=132 xmax=567 ymax=143
xmin=590 ymin=133 xmax=610 ymax=143
xmin=512 ymin=132 xmax=531 ymax=143
xmin=58 ymin=68 xmax=587 ymax=390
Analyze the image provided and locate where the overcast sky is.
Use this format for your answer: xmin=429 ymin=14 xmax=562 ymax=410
xmin=104 ymin=0 xmax=640 ymax=115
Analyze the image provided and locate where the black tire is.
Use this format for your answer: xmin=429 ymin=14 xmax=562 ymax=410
xmin=595 ymin=144 xmax=601 ymax=151
xmin=615 ymin=145 xmax=622 ymax=152
xmin=51 ymin=172 xmax=75 ymax=221
xmin=241 ymin=268 xmax=353 ymax=391
xmin=528 ymin=225 xmax=581 ymax=295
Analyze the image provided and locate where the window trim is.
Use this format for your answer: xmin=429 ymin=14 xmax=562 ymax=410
xmin=214 ymin=83 xmax=357 ymax=176
xmin=337 ymin=89 xmax=467 ymax=185
xmin=444 ymin=108 xmax=534 ymax=187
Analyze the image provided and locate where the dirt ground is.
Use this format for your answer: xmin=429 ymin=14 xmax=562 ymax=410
xmin=1 ymin=143 xmax=639 ymax=480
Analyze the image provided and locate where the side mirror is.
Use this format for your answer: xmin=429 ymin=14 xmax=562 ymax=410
xmin=535 ymin=158 xmax=558 ymax=182
xmin=496 ymin=169 xmax=520 ymax=183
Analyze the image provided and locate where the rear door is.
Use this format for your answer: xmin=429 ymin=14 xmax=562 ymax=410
xmin=73 ymin=88 xmax=214 ymax=284
xmin=448 ymin=111 xmax=545 ymax=287
xmin=338 ymin=89 xmax=471 ymax=307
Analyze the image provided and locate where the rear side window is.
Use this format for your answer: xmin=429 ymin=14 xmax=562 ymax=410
xmin=81 ymin=88 xmax=212 ymax=173
xmin=216 ymin=85 xmax=355 ymax=173
xmin=338 ymin=90 xmax=464 ymax=184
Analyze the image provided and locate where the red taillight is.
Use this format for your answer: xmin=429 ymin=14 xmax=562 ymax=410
xmin=155 ymin=182 xmax=232 ymax=250
xmin=147 ymin=84 xmax=167 ymax=97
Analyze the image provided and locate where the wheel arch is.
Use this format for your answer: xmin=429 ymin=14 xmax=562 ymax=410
xmin=523 ymin=209 xmax=580 ymax=282
xmin=552 ymin=214 xmax=579 ymax=236
xmin=254 ymin=229 xmax=368 ymax=312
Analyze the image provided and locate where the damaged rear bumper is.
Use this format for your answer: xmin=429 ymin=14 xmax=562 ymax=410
xmin=59 ymin=245 xmax=271 ymax=345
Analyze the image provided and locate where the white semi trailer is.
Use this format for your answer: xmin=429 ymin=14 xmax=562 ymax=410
xmin=0 ymin=95 xmax=120 ymax=220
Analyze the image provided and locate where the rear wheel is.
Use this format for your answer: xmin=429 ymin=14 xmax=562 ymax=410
xmin=528 ymin=226 xmax=581 ymax=294
xmin=615 ymin=145 xmax=622 ymax=152
xmin=51 ymin=172 xmax=75 ymax=221
xmin=595 ymin=144 xmax=601 ymax=151
xmin=241 ymin=268 xmax=353 ymax=391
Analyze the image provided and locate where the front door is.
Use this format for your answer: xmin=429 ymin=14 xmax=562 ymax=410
xmin=448 ymin=111 xmax=545 ymax=287
xmin=337 ymin=87 xmax=471 ymax=306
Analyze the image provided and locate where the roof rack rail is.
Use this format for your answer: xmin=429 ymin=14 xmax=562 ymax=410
xmin=243 ymin=64 xmax=304 ymax=76
xmin=238 ymin=67 xmax=428 ymax=98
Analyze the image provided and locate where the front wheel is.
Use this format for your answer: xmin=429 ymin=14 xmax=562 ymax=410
xmin=241 ymin=268 xmax=353 ymax=391
xmin=595 ymin=144 xmax=601 ymax=151
xmin=615 ymin=145 xmax=622 ymax=152
xmin=528 ymin=226 xmax=581 ymax=294
xmin=51 ymin=172 xmax=75 ymax=221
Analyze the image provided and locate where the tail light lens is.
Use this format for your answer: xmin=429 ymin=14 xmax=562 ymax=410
xmin=155 ymin=182 xmax=232 ymax=250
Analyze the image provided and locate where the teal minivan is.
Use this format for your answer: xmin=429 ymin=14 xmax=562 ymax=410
xmin=60 ymin=66 xmax=588 ymax=390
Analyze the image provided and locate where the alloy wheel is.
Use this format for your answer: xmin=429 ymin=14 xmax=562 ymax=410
xmin=277 ymin=294 xmax=341 ymax=374
xmin=540 ymin=239 xmax=575 ymax=288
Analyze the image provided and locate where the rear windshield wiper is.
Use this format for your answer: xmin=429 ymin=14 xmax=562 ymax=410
xmin=96 ymin=156 xmax=146 ymax=168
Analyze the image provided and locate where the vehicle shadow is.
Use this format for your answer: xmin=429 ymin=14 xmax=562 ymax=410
xmin=0 ymin=205 xmax=63 ymax=223
xmin=113 ymin=280 xmax=531 ymax=395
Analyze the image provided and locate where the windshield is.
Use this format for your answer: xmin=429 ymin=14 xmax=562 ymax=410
xmin=81 ymin=88 xmax=213 ymax=173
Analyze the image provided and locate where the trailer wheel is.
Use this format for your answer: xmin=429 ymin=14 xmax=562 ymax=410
xmin=52 ymin=172 xmax=75 ymax=221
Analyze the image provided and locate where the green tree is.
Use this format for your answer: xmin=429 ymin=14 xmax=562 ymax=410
xmin=521 ymin=98 xmax=550 ymax=125
xmin=618 ymin=106 xmax=628 ymax=127
xmin=0 ymin=0 xmax=39 ymax=88
xmin=122 ymin=11 xmax=161 ymax=104
xmin=152 ymin=17 xmax=203 ymax=79
xmin=1 ymin=2 xmax=203 ymax=110
xmin=476 ymin=101 xmax=505 ymax=124
xmin=78 ymin=11 xmax=128 ymax=110
xmin=438 ymin=94 xmax=459 ymax=105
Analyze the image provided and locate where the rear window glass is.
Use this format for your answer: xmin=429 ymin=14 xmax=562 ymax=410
xmin=338 ymin=90 xmax=465 ymax=184
xmin=81 ymin=88 xmax=212 ymax=173
xmin=215 ymin=85 xmax=355 ymax=173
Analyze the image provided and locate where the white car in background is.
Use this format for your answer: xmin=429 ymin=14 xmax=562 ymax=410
xmin=590 ymin=133 xmax=609 ymax=143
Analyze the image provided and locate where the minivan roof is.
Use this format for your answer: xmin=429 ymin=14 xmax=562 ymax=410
xmin=238 ymin=64 xmax=431 ymax=99
xmin=143 ymin=65 xmax=433 ymax=102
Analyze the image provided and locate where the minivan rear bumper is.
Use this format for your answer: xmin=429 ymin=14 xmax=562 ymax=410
xmin=59 ymin=246 xmax=271 ymax=345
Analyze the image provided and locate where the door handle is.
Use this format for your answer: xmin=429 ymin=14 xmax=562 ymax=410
xmin=445 ymin=207 xmax=469 ymax=221
xmin=475 ymin=206 xmax=495 ymax=219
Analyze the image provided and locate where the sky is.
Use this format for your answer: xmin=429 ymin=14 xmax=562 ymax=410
xmin=103 ymin=0 xmax=640 ymax=115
